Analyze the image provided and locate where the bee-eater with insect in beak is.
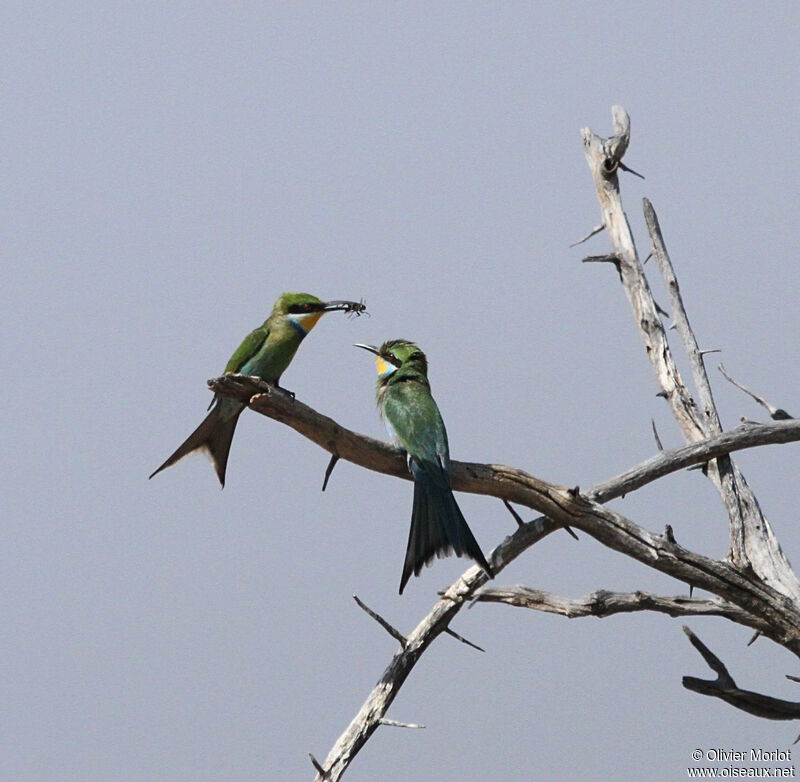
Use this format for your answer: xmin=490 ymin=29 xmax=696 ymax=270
xmin=150 ymin=292 xmax=366 ymax=487
xmin=356 ymin=339 xmax=491 ymax=593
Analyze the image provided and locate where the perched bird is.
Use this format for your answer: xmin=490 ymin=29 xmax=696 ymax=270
xmin=356 ymin=339 xmax=490 ymax=593
xmin=150 ymin=292 xmax=365 ymax=487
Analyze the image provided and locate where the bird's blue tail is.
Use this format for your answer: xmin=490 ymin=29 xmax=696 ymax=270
xmin=400 ymin=469 xmax=491 ymax=594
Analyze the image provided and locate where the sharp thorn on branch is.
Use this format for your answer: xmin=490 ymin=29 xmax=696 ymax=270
xmin=502 ymin=499 xmax=526 ymax=527
xmin=663 ymin=524 xmax=676 ymax=544
xmin=570 ymin=223 xmax=605 ymax=247
xmin=656 ymin=391 xmax=669 ymax=399
xmin=747 ymin=630 xmax=762 ymax=647
xmin=353 ymin=594 xmax=407 ymax=647
xmin=309 ymin=753 xmax=327 ymax=777
xmin=643 ymin=251 xmax=653 ymax=265
xmin=668 ymin=321 xmax=677 ymax=331
xmin=698 ymin=348 xmax=721 ymax=357
xmin=618 ymin=161 xmax=645 ymax=179
xmin=794 ymin=734 xmax=800 ymax=746
xmin=689 ymin=584 xmax=694 ymax=598
xmin=379 ymin=718 xmax=426 ymax=729
xmin=444 ymin=627 xmax=485 ymax=653
xmin=568 ymin=485 xmax=581 ymax=498
xmin=686 ymin=463 xmax=708 ymax=473
xmin=563 ymin=524 xmax=579 ymax=541
xmin=787 ymin=675 xmax=800 ymax=684
xmin=502 ymin=499 xmax=576 ymax=540
xmin=321 ymin=453 xmax=340 ymax=492
xmin=651 ymin=418 xmax=664 ymax=451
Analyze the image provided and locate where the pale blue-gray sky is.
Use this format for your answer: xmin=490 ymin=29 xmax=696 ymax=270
xmin=4 ymin=3 xmax=800 ymax=780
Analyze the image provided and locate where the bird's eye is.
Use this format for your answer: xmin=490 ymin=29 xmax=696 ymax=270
xmin=304 ymin=303 xmax=313 ymax=312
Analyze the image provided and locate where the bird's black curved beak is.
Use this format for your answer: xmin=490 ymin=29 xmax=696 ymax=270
xmin=353 ymin=343 xmax=380 ymax=356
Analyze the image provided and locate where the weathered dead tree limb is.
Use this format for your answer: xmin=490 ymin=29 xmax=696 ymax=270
xmin=581 ymin=106 xmax=800 ymax=601
xmin=472 ymin=586 xmax=772 ymax=635
xmin=682 ymin=626 xmax=800 ymax=720
xmin=210 ymin=375 xmax=800 ymax=509
xmin=305 ymin=517 xmax=555 ymax=782
xmin=643 ymin=197 xmax=798 ymax=593
xmin=589 ymin=419 xmax=800 ymax=503
xmin=581 ymin=107 xmax=704 ymax=441
xmin=208 ymin=377 xmax=800 ymax=781
xmin=208 ymin=377 xmax=800 ymax=644
xmin=643 ymin=198 xmax=722 ymax=437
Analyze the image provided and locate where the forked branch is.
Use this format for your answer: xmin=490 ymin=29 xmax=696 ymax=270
xmin=682 ymin=627 xmax=800 ymax=721
xmin=582 ymin=106 xmax=800 ymax=601
xmin=207 ymin=377 xmax=800 ymax=782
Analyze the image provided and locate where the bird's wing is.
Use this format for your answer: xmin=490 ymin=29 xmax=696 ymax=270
xmin=224 ymin=324 xmax=270 ymax=374
xmin=383 ymin=380 xmax=451 ymax=488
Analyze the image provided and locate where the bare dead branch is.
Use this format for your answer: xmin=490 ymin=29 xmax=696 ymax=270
xmin=582 ymin=110 xmax=800 ymax=601
xmin=643 ymin=198 xmax=798 ymax=593
xmin=645 ymin=198 xmax=752 ymax=566
xmin=209 ymin=376 xmax=800 ymax=512
xmin=581 ymin=108 xmax=705 ymax=442
xmin=719 ymin=363 xmax=794 ymax=420
xmin=298 ymin=422 xmax=800 ymax=779
xmin=682 ymin=626 xmax=800 ymax=720
xmin=644 ymin=198 xmax=722 ymax=437
xmin=586 ymin=419 xmax=800 ymax=502
xmin=207 ymin=376 xmax=800 ymax=644
xmin=472 ymin=586 xmax=771 ymax=635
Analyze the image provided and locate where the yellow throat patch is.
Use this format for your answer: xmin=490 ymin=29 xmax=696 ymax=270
xmin=297 ymin=311 xmax=324 ymax=332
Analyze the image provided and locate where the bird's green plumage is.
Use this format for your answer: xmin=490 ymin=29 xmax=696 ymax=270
xmin=361 ymin=339 xmax=490 ymax=592
xmin=151 ymin=292 xmax=364 ymax=486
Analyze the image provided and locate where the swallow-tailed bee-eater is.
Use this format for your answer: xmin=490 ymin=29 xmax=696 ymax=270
xmin=150 ymin=292 xmax=366 ymax=487
xmin=356 ymin=339 xmax=490 ymax=593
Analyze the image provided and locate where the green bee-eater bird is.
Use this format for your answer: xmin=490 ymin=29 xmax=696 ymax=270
xmin=150 ymin=292 xmax=366 ymax=487
xmin=356 ymin=339 xmax=491 ymax=593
